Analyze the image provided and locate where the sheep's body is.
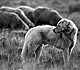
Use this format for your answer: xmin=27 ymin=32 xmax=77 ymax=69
xmin=0 ymin=6 xmax=34 ymax=28
xmin=0 ymin=11 xmax=29 ymax=30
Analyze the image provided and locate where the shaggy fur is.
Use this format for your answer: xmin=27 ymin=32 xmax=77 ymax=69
xmin=33 ymin=6 xmax=63 ymax=26
xmin=17 ymin=6 xmax=63 ymax=26
xmin=17 ymin=6 xmax=35 ymax=23
xmin=53 ymin=18 xmax=78 ymax=64
xmin=21 ymin=25 xmax=59 ymax=62
xmin=0 ymin=6 xmax=34 ymax=28
xmin=21 ymin=19 xmax=78 ymax=66
xmin=0 ymin=11 xmax=29 ymax=31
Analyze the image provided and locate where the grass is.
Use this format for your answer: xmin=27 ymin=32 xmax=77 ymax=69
xmin=0 ymin=0 xmax=80 ymax=70
xmin=0 ymin=27 xmax=80 ymax=70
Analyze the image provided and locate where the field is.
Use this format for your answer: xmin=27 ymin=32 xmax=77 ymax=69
xmin=0 ymin=0 xmax=80 ymax=70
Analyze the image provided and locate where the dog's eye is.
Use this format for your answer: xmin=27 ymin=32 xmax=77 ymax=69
xmin=65 ymin=26 xmax=72 ymax=34
xmin=67 ymin=26 xmax=71 ymax=30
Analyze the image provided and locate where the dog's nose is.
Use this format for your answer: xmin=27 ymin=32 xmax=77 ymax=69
xmin=53 ymin=28 xmax=56 ymax=33
xmin=53 ymin=27 xmax=61 ymax=33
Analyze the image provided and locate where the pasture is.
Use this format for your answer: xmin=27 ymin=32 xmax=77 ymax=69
xmin=0 ymin=0 xmax=80 ymax=70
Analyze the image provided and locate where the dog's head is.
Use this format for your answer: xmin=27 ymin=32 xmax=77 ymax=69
xmin=53 ymin=18 xmax=78 ymax=35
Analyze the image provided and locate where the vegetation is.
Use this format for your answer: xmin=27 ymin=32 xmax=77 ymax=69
xmin=0 ymin=0 xmax=80 ymax=70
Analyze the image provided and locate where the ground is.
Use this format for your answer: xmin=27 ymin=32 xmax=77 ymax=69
xmin=0 ymin=0 xmax=80 ymax=70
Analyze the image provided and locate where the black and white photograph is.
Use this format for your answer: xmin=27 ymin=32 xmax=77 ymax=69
xmin=0 ymin=0 xmax=79 ymax=70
